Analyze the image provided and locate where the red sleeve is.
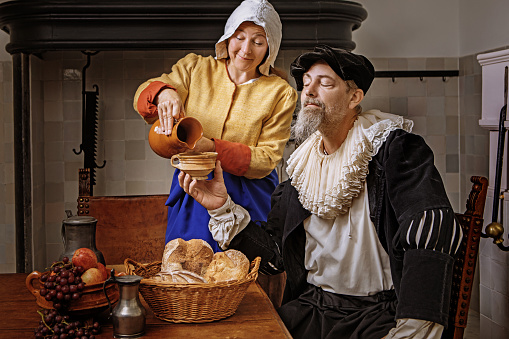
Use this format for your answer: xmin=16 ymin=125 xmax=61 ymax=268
xmin=213 ymin=139 xmax=251 ymax=176
xmin=136 ymin=81 xmax=176 ymax=121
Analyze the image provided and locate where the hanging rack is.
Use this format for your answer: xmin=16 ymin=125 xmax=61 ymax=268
xmin=375 ymin=70 xmax=459 ymax=82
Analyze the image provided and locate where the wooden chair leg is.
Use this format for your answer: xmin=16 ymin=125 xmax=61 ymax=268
xmin=256 ymin=272 xmax=287 ymax=308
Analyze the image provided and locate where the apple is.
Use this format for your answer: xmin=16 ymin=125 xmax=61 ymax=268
xmin=81 ymin=267 xmax=104 ymax=285
xmin=72 ymin=248 xmax=98 ymax=271
xmin=96 ymin=262 xmax=109 ymax=281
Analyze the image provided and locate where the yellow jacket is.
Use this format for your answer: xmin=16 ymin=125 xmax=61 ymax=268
xmin=134 ymin=53 xmax=297 ymax=179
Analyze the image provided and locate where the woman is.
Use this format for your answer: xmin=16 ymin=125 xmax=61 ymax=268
xmin=134 ymin=0 xmax=298 ymax=252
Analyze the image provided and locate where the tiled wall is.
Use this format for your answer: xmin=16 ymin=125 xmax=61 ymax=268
xmin=0 ymin=50 xmax=488 ymax=275
xmin=457 ymin=53 xmax=487 ymax=316
xmin=362 ymin=56 xmax=466 ymax=211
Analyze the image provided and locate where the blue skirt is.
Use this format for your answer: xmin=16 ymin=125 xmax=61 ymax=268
xmin=165 ymin=169 xmax=279 ymax=252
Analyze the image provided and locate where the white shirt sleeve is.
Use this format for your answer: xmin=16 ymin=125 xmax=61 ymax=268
xmin=207 ymin=195 xmax=251 ymax=250
xmin=386 ymin=318 xmax=444 ymax=339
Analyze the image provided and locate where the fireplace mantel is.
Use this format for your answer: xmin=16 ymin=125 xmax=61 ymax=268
xmin=0 ymin=0 xmax=367 ymax=54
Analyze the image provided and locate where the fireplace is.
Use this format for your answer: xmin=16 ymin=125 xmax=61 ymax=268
xmin=0 ymin=0 xmax=368 ymax=272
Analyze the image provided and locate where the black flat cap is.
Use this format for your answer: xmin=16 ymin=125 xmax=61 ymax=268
xmin=290 ymin=45 xmax=375 ymax=94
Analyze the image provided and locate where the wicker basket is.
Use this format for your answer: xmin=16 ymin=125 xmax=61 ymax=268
xmin=124 ymin=256 xmax=261 ymax=323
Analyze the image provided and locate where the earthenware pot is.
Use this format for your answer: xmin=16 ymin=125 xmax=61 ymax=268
xmin=148 ymin=117 xmax=203 ymax=159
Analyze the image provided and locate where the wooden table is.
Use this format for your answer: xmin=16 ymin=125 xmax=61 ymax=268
xmin=0 ymin=273 xmax=292 ymax=338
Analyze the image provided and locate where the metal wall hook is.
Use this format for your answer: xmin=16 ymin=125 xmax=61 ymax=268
xmin=375 ymin=70 xmax=459 ymax=81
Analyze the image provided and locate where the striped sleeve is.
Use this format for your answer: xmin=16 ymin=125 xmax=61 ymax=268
xmin=400 ymin=208 xmax=462 ymax=256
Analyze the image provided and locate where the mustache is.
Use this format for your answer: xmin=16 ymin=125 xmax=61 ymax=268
xmin=303 ymin=98 xmax=325 ymax=109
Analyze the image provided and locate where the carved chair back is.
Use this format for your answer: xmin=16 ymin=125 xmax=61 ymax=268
xmin=442 ymin=176 xmax=488 ymax=339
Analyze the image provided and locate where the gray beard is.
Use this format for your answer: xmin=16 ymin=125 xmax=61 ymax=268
xmin=291 ymin=104 xmax=325 ymax=145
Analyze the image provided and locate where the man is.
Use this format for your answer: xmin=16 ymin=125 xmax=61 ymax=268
xmin=179 ymin=45 xmax=462 ymax=339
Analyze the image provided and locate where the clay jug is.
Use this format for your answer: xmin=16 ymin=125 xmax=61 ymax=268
xmin=148 ymin=117 xmax=203 ymax=159
xmin=60 ymin=212 xmax=106 ymax=265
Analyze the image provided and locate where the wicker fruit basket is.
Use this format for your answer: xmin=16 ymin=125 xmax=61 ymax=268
xmin=124 ymin=256 xmax=261 ymax=323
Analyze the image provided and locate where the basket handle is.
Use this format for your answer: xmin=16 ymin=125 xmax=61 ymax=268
xmin=124 ymin=258 xmax=141 ymax=275
xmin=246 ymin=257 xmax=261 ymax=280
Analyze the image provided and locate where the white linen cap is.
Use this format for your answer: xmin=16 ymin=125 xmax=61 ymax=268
xmin=215 ymin=0 xmax=282 ymax=76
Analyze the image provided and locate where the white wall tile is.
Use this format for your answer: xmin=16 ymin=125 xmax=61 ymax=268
xmin=480 ymin=284 xmax=492 ymax=318
xmin=408 ymin=96 xmax=427 ymax=119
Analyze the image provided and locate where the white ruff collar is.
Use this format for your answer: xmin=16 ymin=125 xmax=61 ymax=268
xmin=286 ymin=110 xmax=413 ymax=219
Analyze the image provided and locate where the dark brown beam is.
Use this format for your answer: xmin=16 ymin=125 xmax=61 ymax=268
xmin=13 ymin=52 xmax=32 ymax=273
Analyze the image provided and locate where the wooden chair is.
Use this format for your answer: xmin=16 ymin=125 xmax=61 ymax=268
xmin=442 ymin=176 xmax=488 ymax=339
xmin=76 ymin=169 xmax=168 ymax=265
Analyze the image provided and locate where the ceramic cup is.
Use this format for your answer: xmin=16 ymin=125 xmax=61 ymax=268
xmin=171 ymin=152 xmax=218 ymax=180
xmin=148 ymin=117 xmax=203 ymax=159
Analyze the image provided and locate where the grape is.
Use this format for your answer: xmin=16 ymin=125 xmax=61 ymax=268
xmin=39 ymin=258 xmax=89 ymax=313
xmin=34 ymin=259 xmax=102 ymax=338
xmin=34 ymin=309 xmax=102 ymax=338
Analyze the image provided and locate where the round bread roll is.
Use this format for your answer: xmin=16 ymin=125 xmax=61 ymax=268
xmin=161 ymin=238 xmax=214 ymax=276
xmin=203 ymin=249 xmax=250 ymax=283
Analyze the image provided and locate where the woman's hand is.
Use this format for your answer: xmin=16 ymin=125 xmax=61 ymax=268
xmin=178 ymin=161 xmax=228 ymax=210
xmin=156 ymin=88 xmax=186 ymax=135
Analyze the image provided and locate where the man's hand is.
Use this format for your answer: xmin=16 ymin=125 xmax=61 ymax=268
xmin=156 ymin=88 xmax=186 ymax=135
xmin=178 ymin=161 xmax=228 ymax=210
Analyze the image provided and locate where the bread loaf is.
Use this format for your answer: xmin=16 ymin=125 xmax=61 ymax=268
xmin=203 ymin=249 xmax=250 ymax=283
xmin=156 ymin=238 xmax=250 ymax=284
xmin=161 ymin=238 xmax=214 ymax=276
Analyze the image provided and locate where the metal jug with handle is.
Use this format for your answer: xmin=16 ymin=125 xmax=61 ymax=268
xmin=60 ymin=210 xmax=105 ymax=264
xmin=103 ymin=270 xmax=146 ymax=338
